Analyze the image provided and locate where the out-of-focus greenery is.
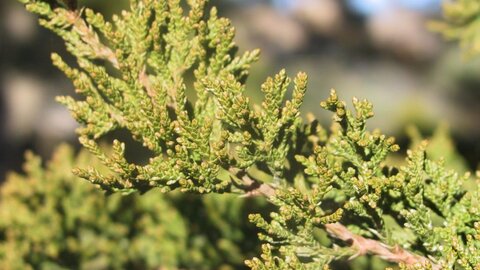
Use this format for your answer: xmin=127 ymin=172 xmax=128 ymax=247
xmin=429 ymin=0 xmax=480 ymax=57
xmin=0 ymin=145 xmax=266 ymax=270
xmin=407 ymin=123 xmax=470 ymax=173
xmin=0 ymin=144 xmax=186 ymax=270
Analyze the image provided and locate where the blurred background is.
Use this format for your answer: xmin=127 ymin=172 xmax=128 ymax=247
xmin=2 ymin=0 xmax=480 ymax=180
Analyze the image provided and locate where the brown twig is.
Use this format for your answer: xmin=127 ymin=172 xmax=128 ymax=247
xmin=228 ymin=168 xmax=276 ymax=197
xmin=139 ymin=66 xmax=155 ymax=98
xmin=66 ymin=10 xmax=120 ymax=69
xmin=324 ymin=222 xmax=440 ymax=269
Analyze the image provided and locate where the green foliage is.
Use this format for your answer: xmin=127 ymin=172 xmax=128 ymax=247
xmin=429 ymin=0 xmax=480 ymax=57
xmin=15 ymin=0 xmax=480 ymax=269
xmin=0 ymin=145 xmax=186 ymax=270
xmin=176 ymin=192 xmax=269 ymax=269
xmin=407 ymin=124 xmax=470 ymax=174
xmin=246 ymin=91 xmax=480 ymax=269
xmin=19 ymin=0 xmax=308 ymax=195
xmin=0 ymin=145 xmax=267 ymax=269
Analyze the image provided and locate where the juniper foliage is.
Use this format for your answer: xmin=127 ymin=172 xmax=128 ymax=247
xmin=0 ymin=145 xmax=267 ymax=270
xmin=16 ymin=0 xmax=480 ymax=269
xmin=0 ymin=145 xmax=186 ymax=269
xmin=429 ymin=0 xmax=480 ymax=57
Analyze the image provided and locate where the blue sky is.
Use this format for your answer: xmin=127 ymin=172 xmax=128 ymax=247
xmin=345 ymin=0 xmax=442 ymax=16
xmin=228 ymin=0 xmax=442 ymax=16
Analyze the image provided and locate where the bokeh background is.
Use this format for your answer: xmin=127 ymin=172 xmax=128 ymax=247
xmin=2 ymin=0 xmax=480 ymax=180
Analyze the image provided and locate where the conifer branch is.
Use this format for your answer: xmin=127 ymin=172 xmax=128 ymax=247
xmin=231 ymin=164 xmax=439 ymax=268
xmin=17 ymin=0 xmax=480 ymax=268
xmin=236 ymin=169 xmax=440 ymax=268
xmin=64 ymin=10 xmax=120 ymax=68
xmin=0 ymin=145 xmax=263 ymax=269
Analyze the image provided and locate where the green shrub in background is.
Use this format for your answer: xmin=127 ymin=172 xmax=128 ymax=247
xmin=9 ymin=0 xmax=480 ymax=269
xmin=0 ymin=145 xmax=186 ymax=269
xmin=0 ymin=145 xmax=266 ymax=269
